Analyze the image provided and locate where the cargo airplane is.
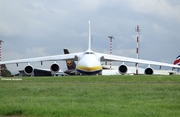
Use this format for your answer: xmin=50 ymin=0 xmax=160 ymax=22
xmin=1 ymin=21 xmax=180 ymax=75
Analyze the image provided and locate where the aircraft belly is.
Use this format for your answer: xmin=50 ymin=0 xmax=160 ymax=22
xmin=76 ymin=64 xmax=102 ymax=75
xmin=76 ymin=69 xmax=102 ymax=75
xmin=76 ymin=66 xmax=102 ymax=71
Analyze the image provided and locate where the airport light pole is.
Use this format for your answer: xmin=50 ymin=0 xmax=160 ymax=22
xmin=135 ymin=25 xmax=140 ymax=75
xmin=108 ymin=36 xmax=114 ymax=69
xmin=0 ymin=40 xmax=4 ymax=76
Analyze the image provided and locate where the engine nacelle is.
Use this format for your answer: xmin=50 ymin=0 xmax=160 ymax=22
xmin=24 ymin=65 xmax=34 ymax=75
xmin=50 ymin=63 xmax=60 ymax=73
xmin=144 ymin=67 xmax=154 ymax=75
xmin=118 ymin=64 xmax=128 ymax=75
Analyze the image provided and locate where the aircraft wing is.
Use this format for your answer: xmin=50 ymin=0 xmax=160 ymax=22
xmin=0 ymin=52 xmax=83 ymax=65
xmin=96 ymin=52 xmax=180 ymax=69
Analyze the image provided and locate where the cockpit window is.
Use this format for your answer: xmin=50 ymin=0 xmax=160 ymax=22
xmin=85 ymin=52 xmax=94 ymax=54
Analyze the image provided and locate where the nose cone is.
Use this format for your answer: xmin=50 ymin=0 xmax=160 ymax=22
xmin=84 ymin=57 xmax=100 ymax=67
xmin=76 ymin=54 xmax=102 ymax=75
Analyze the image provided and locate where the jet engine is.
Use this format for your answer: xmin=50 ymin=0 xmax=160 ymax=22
xmin=144 ymin=67 xmax=154 ymax=75
xmin=118 ymin=64 xmax=128 ymax=75
xmin=50 ymin=63 xmax=60 ymax=73
xmin=24 ymin=65 xmax=34 ymax=75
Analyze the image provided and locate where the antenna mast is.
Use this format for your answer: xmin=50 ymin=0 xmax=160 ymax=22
xmin=135 ymin=25 xmax=140 ymax=75
xmin=108 ymin=36 xmax=114 ymax=69
xmin=0 ymin=40 xmax=4 ymax=76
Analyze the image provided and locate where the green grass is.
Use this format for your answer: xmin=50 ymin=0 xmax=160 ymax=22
xmin=0 ymin=75 xmax=180 ymax=117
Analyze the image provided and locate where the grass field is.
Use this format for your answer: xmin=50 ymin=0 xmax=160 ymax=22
xmin=0 ymin=75 xmax=180 ymax=117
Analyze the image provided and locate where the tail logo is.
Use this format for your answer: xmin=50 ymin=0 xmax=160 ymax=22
xmin=66 ymin=60 xmax=72 ymax=66
xmin=174 ymin=55 xmax=180 ymax=65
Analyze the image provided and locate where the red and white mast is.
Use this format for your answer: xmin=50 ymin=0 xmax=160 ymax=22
xmin=108 ymin=36 xmax=114 ymax=69
xmin=0 ymin=40 xmax=4 ymax=76
xmin=135 ymin=25 xmax=140 ymax=75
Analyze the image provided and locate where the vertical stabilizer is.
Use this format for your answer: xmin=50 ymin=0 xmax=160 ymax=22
xmin=88 ymin=20 xmax=91 ymax=50
xmin=174 ymin=55 xmax=180 ymax=66
xmin=63 ymin=49 xmax=76 ymax=70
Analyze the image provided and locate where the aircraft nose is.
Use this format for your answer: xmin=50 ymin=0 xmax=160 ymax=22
xmin=76 ymin=54 xmax=102 ymax=74
xmin=84 ymin=60 xmax=95 ymax=67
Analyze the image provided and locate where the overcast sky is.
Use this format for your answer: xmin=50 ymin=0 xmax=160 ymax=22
xmin=0 ymin=0 xmax=180 ymax=73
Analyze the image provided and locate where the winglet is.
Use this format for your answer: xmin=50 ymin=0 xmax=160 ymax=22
xmin=88 ymin=20 xmax=91 ymax=50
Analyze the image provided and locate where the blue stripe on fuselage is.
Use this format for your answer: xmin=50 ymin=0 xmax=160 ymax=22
xmin=76 ymin=69 xmax=102 ymax=75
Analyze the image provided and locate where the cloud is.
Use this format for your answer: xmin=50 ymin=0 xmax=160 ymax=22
xmin=128 ymin=0 xmax=180 ymax=22
xmin=0 ymin=0 xmax=180 ymax=73
xmin=26 ymin=47 xmax=47 ymax=57
xmin=70 ymin=30 xmax=87 ymax=37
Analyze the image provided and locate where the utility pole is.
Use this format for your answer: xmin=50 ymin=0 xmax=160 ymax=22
xmin=108 ymin=36 xmax=114 ymax=69
xmin=0 ymin=40 xmax=4 ymax=76
xmin=135 ymin=25 xmax=140 ymax=75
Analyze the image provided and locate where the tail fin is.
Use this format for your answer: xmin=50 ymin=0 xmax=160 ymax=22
xmin=174 ymin=55 xmax=180 ymax=65
xmin=88 ymin=20 xmax=91 ymax=50
xmin=63 ymin=49 xmax=76 ymax=69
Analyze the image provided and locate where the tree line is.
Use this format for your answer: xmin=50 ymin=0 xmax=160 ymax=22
xmin=1 ymin=64 xmax=11 ymax=77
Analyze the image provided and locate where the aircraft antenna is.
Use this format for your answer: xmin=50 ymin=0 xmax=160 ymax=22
xmin=108 ymin=36 xmax=114 ymax=69
xmin=135 ymin=25 xmax=141 ymax=75
xmin=0 ymin=40 xmax=4 ymax=76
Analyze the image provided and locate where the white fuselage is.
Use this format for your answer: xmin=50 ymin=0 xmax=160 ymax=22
xmin=76 ymin=50 xmax=102 ymax=75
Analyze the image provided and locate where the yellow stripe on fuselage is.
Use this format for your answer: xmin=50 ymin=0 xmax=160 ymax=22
xmin=76 ymin=66 xmax=102 ymax=72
